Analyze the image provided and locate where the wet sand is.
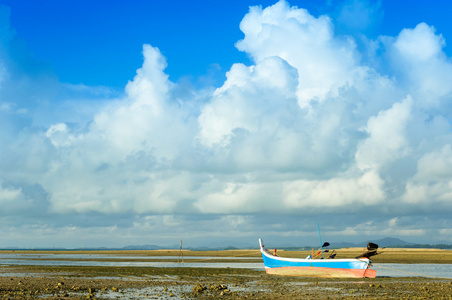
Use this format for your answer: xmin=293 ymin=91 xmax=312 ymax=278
xmin=0 ymin=249 xmax=451 ymax=299
xmin=2 ymin=247 xmax=452 ymax=263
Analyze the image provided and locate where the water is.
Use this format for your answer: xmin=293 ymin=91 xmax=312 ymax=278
xmin=372 ymin=263 xmax=452 ymax=279
xmin=0 ymin=253 xmax=450 ymax=278
xmin=0 ymin=253 xmax=261 ymax=268
xmin=0 ymin=253 xmax=260 ymax=260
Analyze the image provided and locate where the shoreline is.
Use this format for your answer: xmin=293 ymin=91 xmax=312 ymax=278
xmin=1 ymin=248 xmax=452 ymax=264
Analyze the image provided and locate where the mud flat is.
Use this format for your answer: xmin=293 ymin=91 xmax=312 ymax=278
xmin=0 ymin=249 xmax=451 ymax=299
xmin=0 ymin=264 xmax=450 ymax=299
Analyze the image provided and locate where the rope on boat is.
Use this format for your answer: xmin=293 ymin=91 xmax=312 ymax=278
xmin=373 ymin=264 xmax=451 ymax=279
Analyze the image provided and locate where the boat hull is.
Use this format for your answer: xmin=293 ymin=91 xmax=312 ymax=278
xmin=265 ymin=266 xmax=376 ymax=278
xmin=259 ymin=239 xmax=376 ymax=278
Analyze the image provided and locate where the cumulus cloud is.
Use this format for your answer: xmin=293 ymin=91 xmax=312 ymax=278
xmin=0 ymin=183 xmax=22 ymax=205
xmin=1 ymin=0 xmax=452 ymax=246
xmin=356 ymin=96 xmax=412 ymax=171
xmin=236 ymin=0 xmax=361 ymax=106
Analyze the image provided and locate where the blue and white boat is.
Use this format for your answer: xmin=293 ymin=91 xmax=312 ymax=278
xmin=259 ymin=239 xmax=377 ymax=278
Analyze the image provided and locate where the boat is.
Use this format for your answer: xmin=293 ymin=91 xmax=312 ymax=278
xmin=259 ymin=238 xmax=377 ymax=278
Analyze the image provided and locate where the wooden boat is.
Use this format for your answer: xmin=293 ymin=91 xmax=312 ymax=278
xmin=259 ymin=239 xmax=377 ymax=278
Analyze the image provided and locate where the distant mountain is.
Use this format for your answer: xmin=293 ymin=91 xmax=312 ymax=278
xmin=122 ymin=244 xmax=167 ymax=250
xmin=326 ymin=237 xmax=413 ymax=249
xmin=5 ymin=237 xmax=449 ymax=251
xmin=365 ymin=237 xmax=413 ymax=248
xmin=120 ymin=237 xmax=413 ymax=250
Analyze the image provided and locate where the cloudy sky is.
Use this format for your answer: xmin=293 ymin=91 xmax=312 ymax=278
xmin=1 ymin=0 xmax=452 ymax=249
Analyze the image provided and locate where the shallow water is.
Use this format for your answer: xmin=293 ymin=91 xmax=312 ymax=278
xmin=372 ymin=263 xmax=452 ymax=278
xmin=0 ymin=253 xmax=260 ymax=260
xmin=0 ymin=253 xmax=450 ymax=278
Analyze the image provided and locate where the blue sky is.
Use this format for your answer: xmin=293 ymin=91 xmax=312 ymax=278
xmin=4 ymin=0 xmax=452 ymax=87
xmin=1 ymin=0 xmax=452 ymax=249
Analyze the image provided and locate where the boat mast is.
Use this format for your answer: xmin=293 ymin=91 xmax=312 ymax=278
xmin=317 ymin=223 xmax=325 ymax=259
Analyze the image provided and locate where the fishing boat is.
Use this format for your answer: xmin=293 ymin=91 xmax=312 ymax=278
xmin=259 ymin=238 xmax=377 ymax=278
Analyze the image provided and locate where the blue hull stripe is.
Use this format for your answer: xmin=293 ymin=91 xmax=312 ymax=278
xmin=262 ymin=253 xmax=368 ymax=270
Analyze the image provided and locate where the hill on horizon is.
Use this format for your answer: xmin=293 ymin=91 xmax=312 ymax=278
xmin=3 ymin=237 xmax=450 ymax=251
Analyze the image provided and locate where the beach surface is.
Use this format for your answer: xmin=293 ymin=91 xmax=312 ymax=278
xmin=0 ymin=248 xmax=451 ymax=299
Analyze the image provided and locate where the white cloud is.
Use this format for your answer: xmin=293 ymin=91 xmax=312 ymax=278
xmin=1 ymin=0 xmax=452 ymax=246
xmin=198 ymin=56 xmax=299 ymax=147
xmin=236 ymin=0 xmax=361 ymax=106
xmin=390 ymin=23 xmax=452 ymax=103
xmin=356 ymin=96 xmax=412 ymax=171
xmin=401 ymin=145 xmax=452 ymax=206
xmin=0 ymin=183 xmax=21 ymax=204
xmin=415 ymin=145 xmax=452 ymax=182
xmin=46 ymin=123 xmax=74 ymax=147
xmin=84 ymin=45 xmax=196 ymax=161
xmin=394 ymin=23 xmax=445 ymax=62
xmin=283 ymin=170 xmax=385 ymax=209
